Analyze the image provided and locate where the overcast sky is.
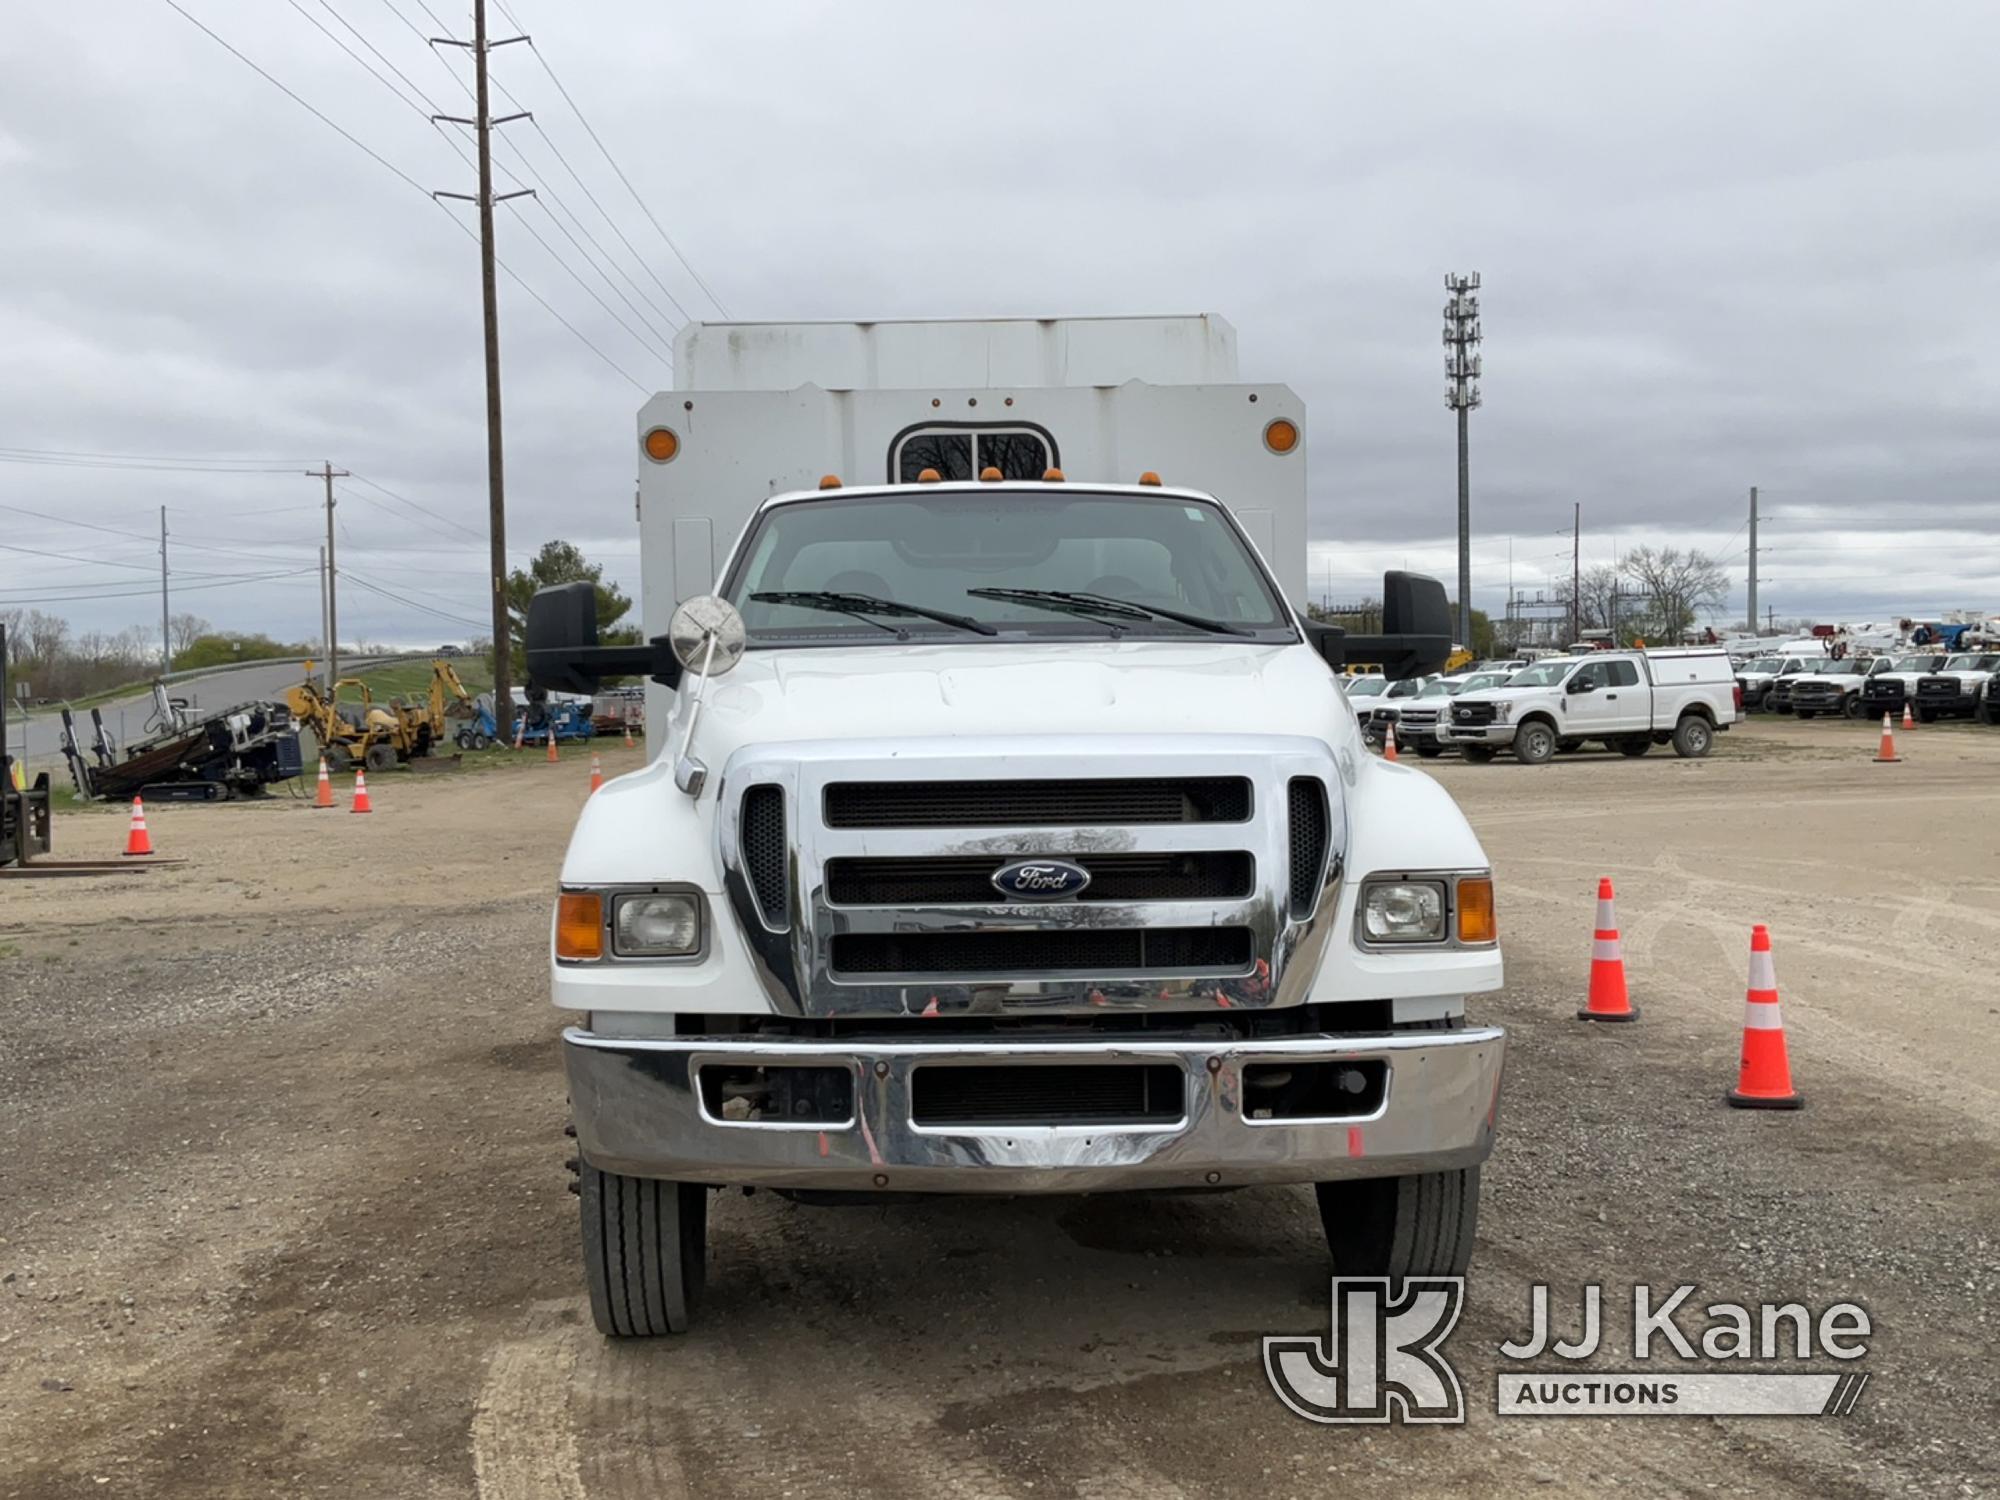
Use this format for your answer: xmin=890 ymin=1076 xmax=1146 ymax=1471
xmin=3 ymin=0 xmax=1995 ymax=651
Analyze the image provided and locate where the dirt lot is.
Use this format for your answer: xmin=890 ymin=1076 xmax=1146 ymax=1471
xmin=3 ymin=719 xmax=1997 ymax=1498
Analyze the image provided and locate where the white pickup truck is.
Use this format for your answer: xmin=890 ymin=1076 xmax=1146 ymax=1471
xmin=527 ymin=317 xmax=1506 ymax=1336
xmin=1439 ymin=648 xmax=1738 ymax=764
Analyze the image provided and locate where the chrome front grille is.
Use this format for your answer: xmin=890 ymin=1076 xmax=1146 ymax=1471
xmin=719 ymin=736 xmax=1346 ymax=1019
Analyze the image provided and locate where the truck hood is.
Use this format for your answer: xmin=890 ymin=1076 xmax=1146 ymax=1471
xmin=670 ymin=639 xmax=1351 ymax=762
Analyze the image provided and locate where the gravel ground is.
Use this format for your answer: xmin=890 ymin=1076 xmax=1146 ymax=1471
xmin=1 ymin=719 xmax=1995 ymax=1498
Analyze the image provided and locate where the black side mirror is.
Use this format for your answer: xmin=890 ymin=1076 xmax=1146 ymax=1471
xmin=525 ymin=582 xmax=687 ymax=693
xmin=1568 ymin=677 xmax=1596 ymax=694
xmin=1337 ymin=571 xmax=1455 ymax=680
xmin=525 ymin=582 xmax=603 ymax=695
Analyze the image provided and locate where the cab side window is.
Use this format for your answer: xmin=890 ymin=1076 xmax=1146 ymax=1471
xmin=1570 ymin=661 xmax=1607 ymax=690
xmin=1608 ymin=661 xmax=1640 ymax=687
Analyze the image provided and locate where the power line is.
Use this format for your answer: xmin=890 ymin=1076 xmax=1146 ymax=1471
xmin=344 ymin=472 xmax=486 ymax=541
xmin=299 ymin=0 xmax=675 ymax=362
xmin=497 ymin=0 xmax=729 ymax=317
xmin=0 ymin=570 xmax=314 ymax=606
xmin=343 ymin=571 xmax=489 ymax=628
xmin=163 ymin=0 xmax=649 ymax=392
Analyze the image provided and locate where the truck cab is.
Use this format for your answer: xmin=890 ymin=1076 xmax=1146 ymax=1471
xmin=1787 ymin=657 xmax=1880 ymax=719
xmin=1860 ymin=652 xmax=1948 ymax=718
xmin=526 ymin=317 xmax=1506 ymax=1337
xmin=1737 ymin=652 xmax=1820 ymax=711
xmin=1914 ymin=653 xmax=2000 ymax=722
xmin=1439 ymin=648 xmax=1737 ymax=764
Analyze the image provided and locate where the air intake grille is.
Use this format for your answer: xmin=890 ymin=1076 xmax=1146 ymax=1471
xmin=824 ymin=851 xmax=1254 ymax=906
xmin=823 ymin=777 xmax=1251 ymax=828
xmin=740 ymin=785 xmax=789 ymax=927
xmin=830 ymin=927 xmax=1252 ymax=977
xmin=912 ymin=1064 xmax=1184 ymax=1126
xmin=1288 ymin=777 xmax=1329 ymax=918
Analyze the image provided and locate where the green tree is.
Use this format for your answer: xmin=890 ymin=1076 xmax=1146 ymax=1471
xmin=504 ymin=540 xmax=637 ymax=681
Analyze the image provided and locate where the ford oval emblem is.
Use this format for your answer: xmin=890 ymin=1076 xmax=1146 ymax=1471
xmin=992 ymin=859 xmax=1091 ymax=901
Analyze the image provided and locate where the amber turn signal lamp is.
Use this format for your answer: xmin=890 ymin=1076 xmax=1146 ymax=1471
xmin=556 ymin=892 xmax=604 ymax=960
xmin=1263 ymin=418 xmax=1300 ymax=454
xmin=1456 ymin=878 xmax=1496 ymax=945
xmin=642 ymin=427 xmax=679 ymax=463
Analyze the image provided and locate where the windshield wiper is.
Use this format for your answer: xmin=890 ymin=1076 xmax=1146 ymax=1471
xmin=751 ymin=590 xmax=997 ymax=637
xmin=966 ymin=587 xmax=1251 ymax=637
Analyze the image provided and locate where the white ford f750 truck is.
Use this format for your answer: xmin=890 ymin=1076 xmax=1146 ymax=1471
xmin=526 ymin=316 xmax=1505 ymax=1336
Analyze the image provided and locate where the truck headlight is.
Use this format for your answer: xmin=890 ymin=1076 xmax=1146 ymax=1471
xmin=1362 ymin=881 xmax=1447 ymax=942
xmin=612 ymin=892 xmax=704 ymax=957
xmin=1492 ymin=702 xmax=1514 ymax=722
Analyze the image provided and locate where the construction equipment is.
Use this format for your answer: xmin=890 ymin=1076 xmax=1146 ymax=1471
xmin=519 ymin=689 xmax=596 ymax=744
xmin=60 ymin=694 xmax=304 ymax=803
xmin=2 ymin=623 xmax=53 ymax=866
xmin=284 ymin=661 xmax=465 ymax=771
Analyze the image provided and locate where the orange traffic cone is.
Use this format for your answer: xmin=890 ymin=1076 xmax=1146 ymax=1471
xmin=512 ymin=718 xmax=525 ymax=752
xmin=121 ymin=796 xmax=154 ymax=857
xmin=623 ymin=723 xmax=635 ymax=750
xmin=1577 ymin=876 xmax=1638 ymax=1021
xmin=350 ymin=770 xmax=373 ymax=815
xmin=1873 ymin=713 xmax=1901 ymax=764
xmin=546 ymin=728 xmax=558 ymax=764
xmin=1383 ymin=720 xmax=1400 ymax=762
xmin=313 ymin=757 xmax=337 ymax=809
xmin=1727 ymin=925 xmax=1802 ymax=1109
xmin=1901 ymin=702 xmax=1914 ymax=731
xmin=589 ymin=752 xmax=604 ymax=794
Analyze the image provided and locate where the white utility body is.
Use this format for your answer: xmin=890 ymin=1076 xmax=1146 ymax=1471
xmin=531 ymin=315 xmax=1504 ymax=1337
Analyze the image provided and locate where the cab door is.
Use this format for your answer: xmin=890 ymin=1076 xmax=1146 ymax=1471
xmin=1559 ymin=658 xmax=1622 ymax=734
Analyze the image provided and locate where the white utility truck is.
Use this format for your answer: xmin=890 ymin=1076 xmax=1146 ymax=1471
xmin=527 ymin=316 xmax=1505 ymax=1336
xmin=1439 ymin=647 xmax=1738 ymax=763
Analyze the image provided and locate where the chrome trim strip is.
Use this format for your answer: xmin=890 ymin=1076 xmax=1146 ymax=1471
xmin=563 ymin=1024 xmax=1503 ymax=1192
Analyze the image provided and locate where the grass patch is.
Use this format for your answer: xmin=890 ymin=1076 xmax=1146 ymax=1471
xmin=0 ymin=942 xmax=20 ymax=959
xmin=346 ymin=658 xmax=494 ymax=704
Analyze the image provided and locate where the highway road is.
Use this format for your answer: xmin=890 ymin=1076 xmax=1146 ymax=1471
xmin=6 ymin=657 xmax=408 ymax=767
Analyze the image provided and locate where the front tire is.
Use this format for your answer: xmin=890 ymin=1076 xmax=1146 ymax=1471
xmin=1317 ymin=1167 xmax=1481 ymax=1282
xmin=1844 ymin=696 xmax=1866 ymax=720
xmin=1513 ymin=722 xmax=1557 ymax=765
xmin=1672 ymin=715 xmax=1715 ymax=758
xmin=579 ymin=1159 xmax=707 ymax=1337
xmin=1414 ymin=744 xmax=1443 ymax=759
xmin=1917 ymin=706 xmax=1937 ymax=724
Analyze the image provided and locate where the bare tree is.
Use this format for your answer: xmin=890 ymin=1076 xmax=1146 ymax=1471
xmin=1620 ymin=546 xmax=1728 ymax=642
xmin=23 ymin=610 xmax=68 ymax=665
xmin=169 ymin=612 xmax=211 ymax=662
xmin=1554 ymin=564 xmax=1621 ymax=633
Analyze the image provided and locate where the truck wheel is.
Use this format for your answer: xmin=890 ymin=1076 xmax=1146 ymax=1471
xmin=1556 ymin=737 xmax=1584 ymax=754
xmin=1916 ymin=706 xmax=1937 ymax=724
xmin=1796 ymin=710 xmax=1816 ymax=720
xmin=1513 ymin=722 xmax=1557 ymax=765
xmin=1844 ymin=696 xmax=1866 ymax=720
xmin=1459 ymin=745 xmax=1497 ymax=764
xmin=1414 ymin=744 xmax=1443 ymax=759
xmin=1672 ymin=716 xmax=1714 ymax=758
xmin=364 ymin=743 xmax=397 ymax=773
xmin=579 ymin=1159 xmax=707 ymax=1337
xmin=1317 ymin=1167 xmax=1481 ymax=1282
xmin=324 ymin=742 xmax=352 ymax=773
xmin=1616 ymin=736 xmax=1650 ymax=757
xmin=1982 ymin=701 xmax=2000 ymax=727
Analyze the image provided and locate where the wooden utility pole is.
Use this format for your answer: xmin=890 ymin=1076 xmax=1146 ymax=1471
xmin=306 ymin=462 xmax=350 ymax=688
xmin=159 ymin=506 xmax=171 ymax=677
xmin=433 ymin=1 xmax=533 ymax=728
xmin=1571 ymin=502 xmax=1581 ymax=644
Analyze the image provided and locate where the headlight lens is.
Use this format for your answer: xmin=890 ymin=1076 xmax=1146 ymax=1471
xmin=1363 ymin=881 xmax=1447 ymax=942
xmin=612 ymin=892 xmax=703 ymax=956
xmin=1492 ymin=701 xmax=1515 ymax=722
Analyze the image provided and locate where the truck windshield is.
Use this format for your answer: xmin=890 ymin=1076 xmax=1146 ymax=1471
xmin=1889 ymin=655 xmax=1936 ymax=671
xmin=724 ymin=490 xmax=1294 ymax=645
xmin=1944 ymin=654 xmax=1999 ymax=671
xmin=1742 ymin=657 xmax=1780 ymax=673
xmin=1344 ymin=678 xmax=1387 ymax=697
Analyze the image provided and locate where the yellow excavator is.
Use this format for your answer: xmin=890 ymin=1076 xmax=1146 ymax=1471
xmin=285 ymin=660 xmax=473 ymax=771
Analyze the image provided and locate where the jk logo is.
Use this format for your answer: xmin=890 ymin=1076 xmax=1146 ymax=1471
xmin=1263 ymin=1278 xmax=1468 ymax=1424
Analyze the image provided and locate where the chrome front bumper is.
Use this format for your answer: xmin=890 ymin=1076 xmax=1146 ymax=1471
xmin=563 ymin=1025 xmax=1505 ymax=1193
